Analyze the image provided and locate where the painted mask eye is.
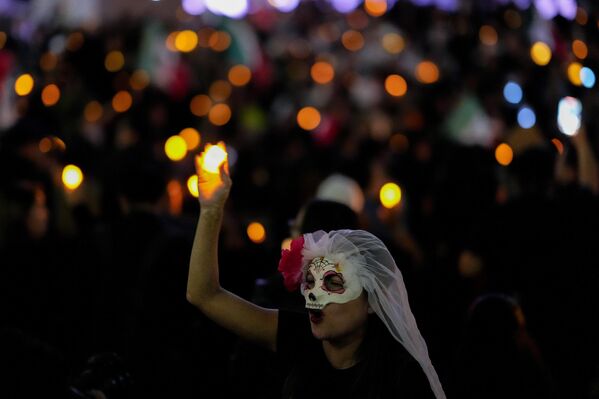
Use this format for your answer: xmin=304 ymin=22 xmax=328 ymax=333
xmin=323 ymin=274 xmax=345 ymax=292
xmin=304 ymin=272 xmax=315 ymax=289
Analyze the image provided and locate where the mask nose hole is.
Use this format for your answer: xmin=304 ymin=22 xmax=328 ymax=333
xmin=308 ymin=293 xmax=316 ymax=301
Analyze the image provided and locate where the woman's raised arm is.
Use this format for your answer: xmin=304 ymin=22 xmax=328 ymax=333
xmin=186 ymin=143 xmax=278 ymax=352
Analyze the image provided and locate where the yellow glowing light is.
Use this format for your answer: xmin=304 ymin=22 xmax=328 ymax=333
xmin=84 ymin=101 xmax=103 ymax=123
xmin=342 ymin=30 xmax=364 ymax=52
xmin=66 ymin=32 xmax=84 ymax=52
xmin=572 ymin=40 xmax=588 ymax=59
xmin=41 ymin=84 xmax=61 ymax=106
xmin=297 ymin=107 xmax=321 ymax=131
xmin=62 ymin=164 xmax=83 ymax=190
xmin=364 ymin=0 xmax=387 ymax=17
xmin=0 ymin=32 xmax=6 ymax=49
xmin=495 ymin=143 xmax=513 ymax=166
xmin=166 ymin=31 xmax=179 ymax=52
xmin=112 ymin=91 xmax=133 ymax=113
xmin=530 ymin=42 xmax=552 ymax=66
xmin=415 ymin=61 xmax=439 ymax=84
xmin=209 ymin=80 xmax=232 ymax=102
xmin=105 ymin=51 xmax=125 ymax=72
xmin=568 ymin=62 xmax=583 ymax=86
xmin=187 ymin=175 xmax=199 ymax=198
xmin=39 ymin=137 xmax=53 ymax=153
xmin=479 ymin=25 xmax=498 ymax=46
xmin=165 ymin=135 xmax=188 ymax=161
xmin=551 ymin=138 xmax=564 ymax=155
xmin=228 ymin=65 xmax=252 ymax=87
xmin=190 ymin=94 xmax=212 ymax=117
xmin=40 ymin=52 xmax=58 ymax=71
xmin=385 ymin=74 xmax=407 ymax=97
xmin=209 ymin=31 xmax=231 ymax=52
xmin=175 ymin=30 xmax=198 ymax=53
xmin=15 ymin=74 xmax=34 ymax=96
xmin=208 ymin=103 xmax=232 ymax=126
xmin=130 ymin=69 xmax=150 ymax=90
xmin=311 ymin=61 xmax=335 ymax=84
xmin=381 ymin=33 xmax=405 ymax=54
xmin=201 ymin=143 xmax=228 ymax=173
xmin=379 ymin=183 xmax=402 ymax=209
xmin=179 ymin=127 xmax=201 ymax=150
xmin=247 ymin=222 xmax=266 ymax=244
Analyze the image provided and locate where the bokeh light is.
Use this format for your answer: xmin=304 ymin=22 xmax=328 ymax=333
xmin=187 ymin=175 xmax=199 ymax=198
xmin=175 ymin=30 xmax=198 ymax=52
xmin=580 ymin=67 xmax=595 ymax=88
xmin=228 ymin=65 xmax=252 ymax=86
xmin=84 ymin=101 xmax=103 ymax=123
xmin=268 ymin=0 xmax=300 ymax=12
xmin=503 ymin=81 xmax=523 ymax=104
xmin=517 ymin=106 xmax=536 ymax=129
xmin=208 ymin=103 xmax=232 ymax=126
xmin=379 ymin=182 xmax=402 ymax=209
xmin=385 ymin=74 xmax=407 ymax=97
xmin=105 ymin=50 xmax=125 ymax=72
xmin=557 ymin=96 xmax=582 ymax=136
xmin=552 ymin=138 xmax=564 ymax=155
xmin=572 ymin=40 xmax=588 ymax=59
xmin=567 ymin=62 xmax=582 ymax=86
xmin=415 ymin=61 xmax=439 ymax=84
xmin=341 ymin=30 xmax=364 ymax=52
xmin=15 ymin=74 xmax=34 ymax=96
xmin=247 ymin=222 xmax=266 ymax=244
xmin=62 ymin=165 xmax=83 ymax=190
xmin=66 ymin=32 xmax=84 ymax=51
xmin=205 ymin=0 xmax=248 ymax=19
xmin=381 ymin=33 xmax=405 ymax=54
xmin=182 ymin=0 xmax=206 ymax=15
xmin=311 ymin=61 xmax=335 ymax=84
xmin=165 ymin=135 xmax=188 ymax=161
xmin=39 ymin=137 xmax=53 ymax=153
xmin=41 ymin=84 xmax=61 ymax=106
xmin=190 ymin=94 xmax=212 ymax=117
xmin=0 ymin=31 xmax=6 ymax=49
xmin=331 ymin=0 xmax=361 ymax=13
xmin=179 ymin=128 xmax=201 ymax=150
xmin=479 ymin=25 xmax=498 ymax=46
xmin=40 ymin=52 xmax=58 ymax=71
xmin=166 ymin=31 xmax=178 ymax=52
xmin=209 ymin=80 xmax=232 ymax=102
xmin=297 ymin=107 xmax=321 ymax=130
xmin=364 ymin=0 xmax=387 ymax=17
xmin=495 ymin=143 xmax=513 ymax=166
xmin=130 ymin=69 xmax=150 ymax=90
xmin=201 ymin=143 xmax=228 ymax=173
xmin=530 ymin=42 xmax=552 ymax=66
xmin=208 ymin=31 xmax=231 ymax=52
xmin=112 ymin=91 xmax=133 ymax=113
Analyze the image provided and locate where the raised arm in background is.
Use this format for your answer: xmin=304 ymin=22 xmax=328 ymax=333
xmin=186 ymin=144 xmax=278 ymax=352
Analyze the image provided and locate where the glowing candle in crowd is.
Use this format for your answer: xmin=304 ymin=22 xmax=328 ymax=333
xmin=62 ymin=165 xmax=83 ymax=190
xmin=379 ymin=183 xmax=402 ymax=209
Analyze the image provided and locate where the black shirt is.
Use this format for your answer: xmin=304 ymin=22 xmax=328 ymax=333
xmin=276 ymin=309 xmax=437 ymax=399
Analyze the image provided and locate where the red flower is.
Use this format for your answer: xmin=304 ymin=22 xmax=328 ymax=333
xmin=278 ymin=235 xmax=305 ymax=292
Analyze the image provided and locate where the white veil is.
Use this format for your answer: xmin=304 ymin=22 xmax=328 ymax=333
xmin=300 ymin=229 xmax=446 ymax=399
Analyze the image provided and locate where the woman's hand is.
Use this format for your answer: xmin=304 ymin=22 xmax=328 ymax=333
xmin=194 ymin=142 xmax=232 ymax=212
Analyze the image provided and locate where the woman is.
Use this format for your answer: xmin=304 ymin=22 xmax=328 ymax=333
xmin=186 ymin=145 xmax=446 ymax=398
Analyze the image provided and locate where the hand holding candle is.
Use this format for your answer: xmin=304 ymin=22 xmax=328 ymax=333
xmin=194 ymin=141 xmax=231 ymax=210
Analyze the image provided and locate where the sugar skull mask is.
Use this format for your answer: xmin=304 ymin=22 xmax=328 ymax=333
xmin=301 ymin=256 xmax=363 ymax=310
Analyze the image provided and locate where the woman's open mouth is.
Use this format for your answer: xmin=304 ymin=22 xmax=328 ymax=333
xmin=309 ymin=309 xmax=324 ymax=323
